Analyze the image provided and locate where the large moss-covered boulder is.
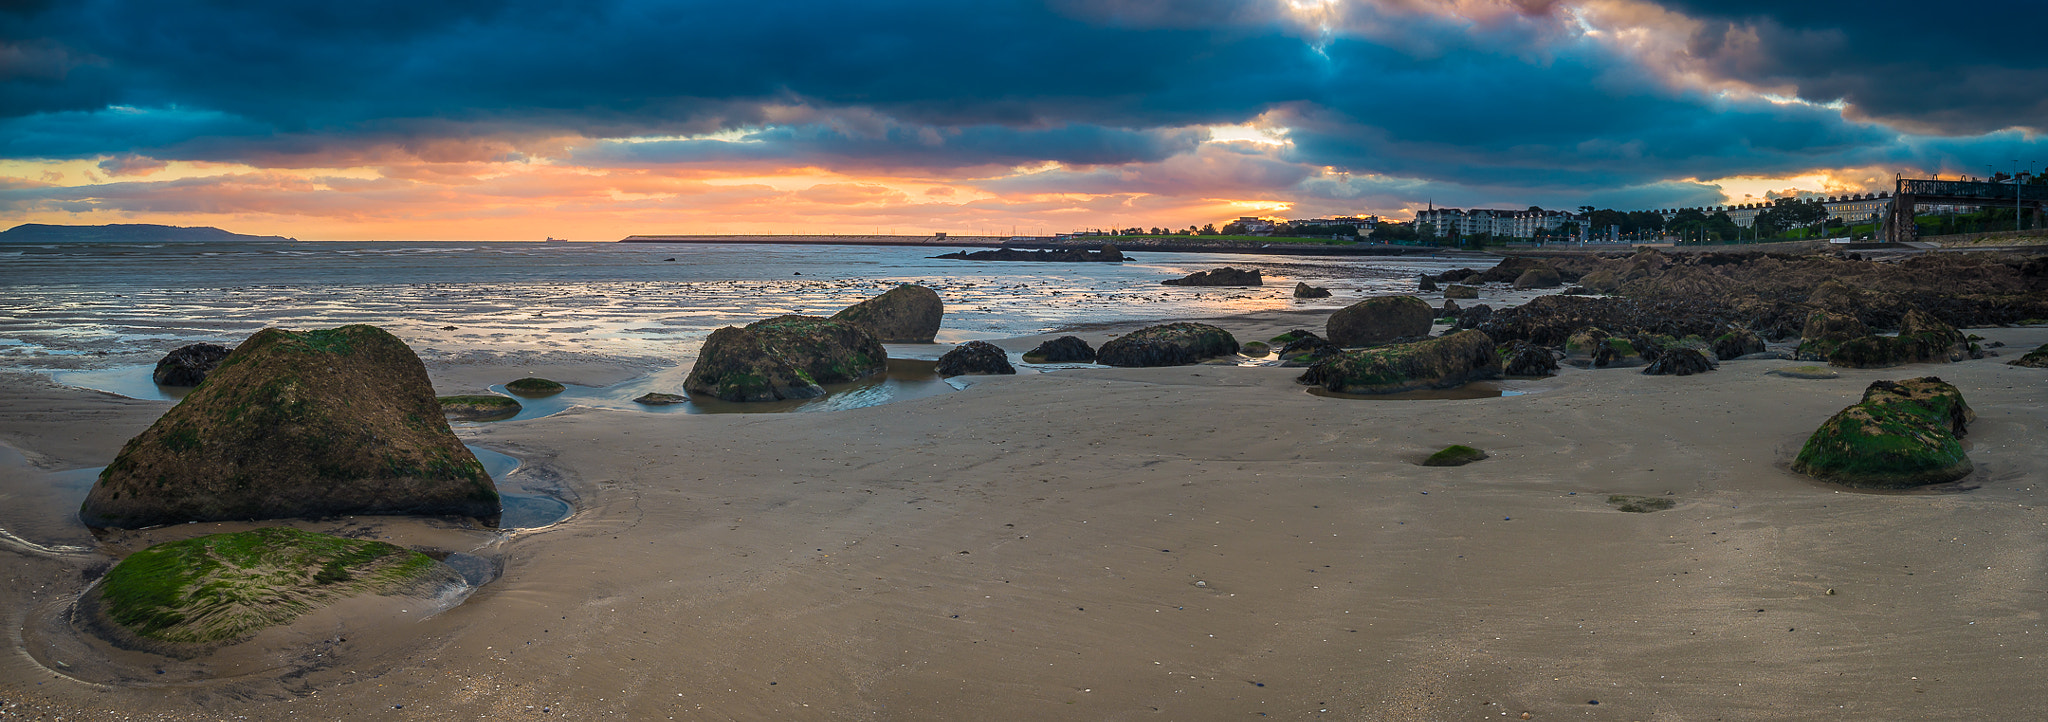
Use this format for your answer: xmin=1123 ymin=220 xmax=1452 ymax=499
xmin=1642 ymin=348 xmax=1715 ymax=376
xmin=1443 ymin=284 xmax=1480 ymax=299
xmin=935 ymin=340 xmax=1015 ymax=376
xmin=1577 ymin=270 xmax=1621 ymax=294
xmin=82 ymin=325 xmax=499 ymax=529
xmin=1022 ymin=336 xmax=1095 ymax=363
xmin=1792 ymin=377 xmax=1975 ymax=488
xmin=1298 ymin=329 xmax=1502 ymax=394
xmin=1097 ymin=323 xmax=1239 ymax=367
xmin=832 ymin=284 xmax=943 ymax=343
xmin=684 ymin=315 xmax=887 ymax=401
xmin=1328 ymin=295 xmax=1433 ymax=347
xmin=83 ymin=527 xmax=462 ymax=647
xmin=152 ymin=343 xmax=233 ymax=387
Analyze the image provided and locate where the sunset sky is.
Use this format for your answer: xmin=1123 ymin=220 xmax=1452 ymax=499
xmin=3 ymin=0 xmax=2045 ymax=240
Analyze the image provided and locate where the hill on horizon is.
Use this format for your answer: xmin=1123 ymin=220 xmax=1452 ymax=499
xmin=0 ymin=223 xmax=298 ymax=243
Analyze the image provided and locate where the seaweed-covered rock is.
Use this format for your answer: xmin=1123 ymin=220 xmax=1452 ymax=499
xmin=83 ymin=527 xmax=462 ymax=647
xmin=1642 ymin=348 xmax=1715 ymax=376
xmin=438 ymin=395 xmax=521 ymax=421
xmin=1712 ymin=328 xmax=1766 ymax=361
xmin=1294 ymin=282 xmax=1332 ymax=299
xmin=1241 ymin=341 xmax=1271 ymax=357
xmin=831 ymin=284 xmax=944 ymax=343
xmin=935 ymin=340 xmax=1015 ymax=376
xmin=1578 ymin=270 xmax=1620 ymax=294
xmin=1097 ymin=323 xmax=1239 ymax=367
xmin=1444 ymin=284 xmax=1480 ymax=299
xmin=1276 ymin=330 xmax=1337 ymax=362
xmin=933 ymin=246 xmax=1123 ymax=262
xmin=1022 ymin=336 xmax=1096 ymax=363
xmin=152 ymin=343 xmax=233 ymax=387
xmin=82 ymin=325 xmax=500 ymax=529
xmin=1422 ymin=445 xmax=1487 ymax=467
xmin=684 ymin=315 xmax=887 ymax=402
xmin=504 ymin=378 xmax=564 ymax=397
xmin=1327 ymin=295 xmax=1433 ymax=347
xmin=1454 ymin=303 xmax=1493 ymax=329
xmin=1796 ymin=310 xmax=1869 ymax=360
xmin=1791 ymin=377 xmax=1975 ymax=488
xmin=1609 ymin=495 xmax=1675 ymax=513
xmin=1498 ymin=340 xmax=1558 ymax=377
xmin=1162 ymin=268 xmax=1262 ymax=286
xmin=1828 ymin=309 xmax=1969 ymax=369
xmin=1475 ymin=257 xmax=1556 ymax=284
xmin=1298 ymin=330 xmax=1502 ymax=394
xmin=633 ymin=392 xmax=687 ymax=405
xmin=1512 ymin=267 xmax=1563 ymax=289
xmin=2008 ymin=343 xmax=2048 ymax=368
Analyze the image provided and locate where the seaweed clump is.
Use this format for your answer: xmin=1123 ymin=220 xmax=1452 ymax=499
xmin=1791 ymin=377 xmax=1975 ymax=489
xmin=1422 ymin=445 xmax=1488 ymax=467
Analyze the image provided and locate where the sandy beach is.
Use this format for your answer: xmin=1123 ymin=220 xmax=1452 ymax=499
xmin=4 ymin=303 xmax=2048 ymax=720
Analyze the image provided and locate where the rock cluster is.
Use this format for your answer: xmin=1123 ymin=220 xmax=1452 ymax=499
xmin=683 ymin=315 xmax=887 ymax=402
xmin=936 ymin=341 xmax=1016 ymax=376
xmin=1297 ymin=330 xmax=1502 ymax=394
xmin=1097 ymin=323 xmax=1239 ymax=367
xmin=2008 ymin=342 xmax=2048 ymax=368
xmin=932 ymin=246 xmax=1124 ymax=262
xmin=1792 ymin=377 xmax=1974 ymax=488
xmin=83 ymin=325 xmax=500 ymax=529
xmin=152 ymin=343 xmax=233 ymax=386
xmin=1498 ymin=340 xmax=1558 ymax=377
xmin=1161 ymin=267 xmax=1262 ymax=286
xmin=832 ymin=284 xmax=944 ymax=343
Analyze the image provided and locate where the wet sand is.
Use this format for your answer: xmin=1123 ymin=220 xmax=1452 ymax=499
xmin=6 ymin=310 xmax=2048 ymax=719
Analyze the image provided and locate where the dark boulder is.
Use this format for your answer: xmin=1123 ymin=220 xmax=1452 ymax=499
xmin=504 ymin=378 xmax=564 ymax=397
xmin=1022 ymin=336 xmax=1096 ymax=363
xmin=1297 ymin=329 xmax=1502 ymax=394
xmin=1441 ymin=299 xmax=1460 ymax=315
xmin=1454 ymin=303 xmax=1494 ymax=329
xmin=1162 ymin=267 xmax=1262 ymax=286
xmin=1498 ymin=340 xmax=1558 ymax=377
xmin=1828 ymin=309 xmax=1968 ymax=369
xmin=633 ymin=392 xmax=687 ymax=405
xmin=933 ymin=246 xmax=1123 ymax=262
xmin=1444 ymin=284 xmax=1480 ymax=299
xmin=1418 ymin=276 xmax=1439 ymax=292
xmin=1512 ymin=267 xmax=1563 ymax=289
xmin=1241 ymin=341 xmax=1272 ymax=357
xmin=1097 ymin=323 xmax=1239 ymax=367
xmin=684 ymin=315 xmax=887 ymax=402
xmin=1422 ymin=445 xmax=1487 ymax=467
xmin=151 ymin=343 xmax=233 ymax=386
xmin=1792 ymin=377 xmax=1974 ymax=488
xmin=1475 ymin=257 xmax=1556 ymax=284
xmin=1294 ymin=282 xmax=1332 ymax=298
xmin=935 ymin=341 xmax=1016 ymax=376
xmin=1642 ymin=348 xmax=1715 ymax=376
xmin=1796 ymin=310 xmax=1869 ymax=360
xmin=832 ymin=284 xmax=944 ymax=343
xmin=1711 ymin=328 xmax=1766 ymax=360
xmin=1273 ymin=330 xmax=1336 ymax=360
xmin=1577 ymin=270 xmax=1620 ymax=293
xmin=2008 ymin=343 xmax=2048 ymax=368
xmin=1327 ymin=295 xmax=1434 ymax=347
xmin=82 ymin=325 xmax=500 ymax=529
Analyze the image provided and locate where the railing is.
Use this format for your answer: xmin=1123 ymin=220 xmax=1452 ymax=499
xmin=1898 ymin=178 xmax=2048 ymax=202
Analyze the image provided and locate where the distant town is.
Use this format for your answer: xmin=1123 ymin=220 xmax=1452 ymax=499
xmin=1060 ymin=172 xmax=2047 ymax=247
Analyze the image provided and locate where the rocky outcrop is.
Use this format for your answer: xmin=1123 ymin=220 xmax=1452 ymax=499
xmin=1097 ymin=323 xmax=1239 ymax=367
xmin=82 ymin=325 xmax=500 ymax=528
xmin=1498 ymin=340 xmax=1558 ymax=377
xmin=1475 ymin=257 xmax=1560 ymax=284
xmin=1162 ymin=268 xmax=1262 ymax=286
xmin=1512 ymin=267 xmax=1563 ymax=289
xmin=1444 ymin=284 xmax=1480 ymax=299
xmin=933 ymin=246 xmax=1124 ymax=262
xmin=152 ymin=343 xmax=233 ymax=387
xmin=1712 ymin=328 xmax=1766 ymax=360
xmin=1577 ymin=270 xmax=1620 ymax=294
xmin=935 ymin=341 xmax=1015 ymax=376
xmin=1327 ymin=295 xmax=1433 ymax=347
xmin=1297 ymin=329 xmax=1502 ymax=394
xmin=633 ymin=392 xmax=687 ymax=405
xmin=1642 ymin=348 xmax=1715 ymax=376
xmin=1294 ymin=282 xmax=1332 ymax=298
xmin=2008 ymin=343 xmax=2048 ymax=368
xmin=1022 ymin=336 xmax=1096 ymax=363
xmin=84 ymin=527 xmax=461 ymax=647
xmin=1792 ymin=377 xmax=1974 ymax=488
xmin=831 ymin=284 xmax=944 ymax=343
xmin=438 ymin=395 xmax=521 ymax=421
xmin=1827 ymin=309 xmax=1967 ymax=368
xmin=504 ymin=378 xmax=564 ymax=397
xmin=683 ymin=315 xmax=887 ymax=402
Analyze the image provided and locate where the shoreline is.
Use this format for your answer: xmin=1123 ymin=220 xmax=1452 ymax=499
xmin=619 ymin=234 xmax=1472 ymax=257
xmin=7 ymin=296 xmax=2048 ymax=717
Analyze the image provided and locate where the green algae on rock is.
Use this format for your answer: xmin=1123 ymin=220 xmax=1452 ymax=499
xmin=438 ymin=395 xmax=522 ymax=421
xmin=82 ymin=325 xmax=499 ymax=528
xmin=1768 ymin=365 xmax=1841 ymax=380
xmin=86 ymin=527 xmax=461 ymax=647
xmin=1096 ymin=322 xmax=1239 ymax=367
xmin=504 ymin=377 xmax=566 ymax=397
xmin=1791 ymin=377 xmax=1976 ymax=489
xmin=2008 ymin=343 xmax=2048 ymax=368
xmin=1298 ymin=329 xmax=1502 ymax=394
xmin=1608 ymin=495 xmax=1675 ymax=513
xmin=683 ymin=315 xmax=887 ymax=401
xmin=1827 ymin=309 xmax=1968 ymax=369
xmin=1796 ymin=310 xmax=1869 ymax=360
xmin=1240 ymin=341 xmax=1271 ymax=357
xmin=830 ymin=284 xmax=944 ymax=343
xmin=1422 ymin=444 xmax=1488 ymax=467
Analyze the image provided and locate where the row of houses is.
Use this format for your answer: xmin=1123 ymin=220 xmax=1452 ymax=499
xmin=1231 ymin=215 xmax=1381 ymax=235
xmin=1413 ymin=194 xmax=1905 ymax=239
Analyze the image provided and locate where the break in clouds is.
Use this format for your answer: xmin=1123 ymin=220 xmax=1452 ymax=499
xmin=3 ymin=0 xmax=2046 ymax=228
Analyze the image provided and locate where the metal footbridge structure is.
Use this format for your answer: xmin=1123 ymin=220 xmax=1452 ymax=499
xmin=1885 ymin=177 xmax=2048 ymax=242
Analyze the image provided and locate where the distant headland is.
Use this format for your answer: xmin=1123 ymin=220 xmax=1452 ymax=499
xmin=0 ymin=223 xmax=298 ymax=243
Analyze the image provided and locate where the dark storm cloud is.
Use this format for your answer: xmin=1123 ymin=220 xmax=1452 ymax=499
xmin=580 ymin=123 xmax=1207 ymax=171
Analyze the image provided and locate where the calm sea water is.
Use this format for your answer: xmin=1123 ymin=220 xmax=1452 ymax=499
xmin=0 ymin=240 xmax=1493 ymax=375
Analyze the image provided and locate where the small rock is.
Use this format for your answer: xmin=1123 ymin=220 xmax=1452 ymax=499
xmin=633 ymin=392 xmax=687 ymax=405
xmin=505 ymin=377 xmax=566 ymax=397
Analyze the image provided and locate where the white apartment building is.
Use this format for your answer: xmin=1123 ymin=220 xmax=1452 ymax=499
xmin=1655 ymin=193 xmax=1894 ymax=228
xmin=1412 ymin=208 xmax=1579 ymax=239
